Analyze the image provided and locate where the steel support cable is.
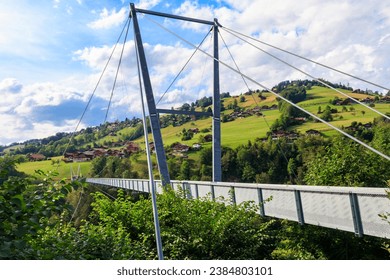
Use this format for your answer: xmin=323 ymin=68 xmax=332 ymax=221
xmin=195 ymin=32 xmax=214 ymax=96
xmin=221 ymin=28 xmax=390 ymax=121
xmin=104 ymin=18 xmax=132 ymax=123
xmin=219 ymin=31 xmax=251 ymax=92
xmin=222 ymin=26 xmax=390 ymax=92
xmin=220 ymin=31 xmax=300 ymax=183
xmin=144 ymin=16 xmax=390 ymax=161
xmin=134 ymin=29 xmax=164 ymax=260
xmin=62 ymin=17 xmax=131 ymax=157
xmin=156 ymin=28 xmax=213 ymax=105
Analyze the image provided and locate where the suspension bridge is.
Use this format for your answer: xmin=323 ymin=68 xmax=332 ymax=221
xmin=74 ymin=4 xmax=390 ymax=259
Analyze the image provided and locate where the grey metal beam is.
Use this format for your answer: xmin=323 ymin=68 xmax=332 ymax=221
xmin=156 ymin=108 xmax=212 ymax=117
xmin=349 ymin=193 xmax=364 ymax=237
xmin=131 ymin=4 xmax=166 ymax=261
xmin=257 ymin=188 xmax=265 ymax=217
xmin=135 ymin=7 xmax=214 ymax=25
xmin=212 ymin=19 xmax=222 ymax=182
xmin=130 ymin=4 xmax=171 ymax=187
xmin=195 ymin=184 xmax=199 ymax=199
xmin=294 ymin=190 xmax=305 ymax=225
xmin=230 ymin=187 xmax=236 ymax=205
xmin=211 ymin=184 xmax=216 ymax=201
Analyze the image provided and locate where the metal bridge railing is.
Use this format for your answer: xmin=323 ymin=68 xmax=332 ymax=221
xmin=86 ymin=178 xmax=390 ymax=239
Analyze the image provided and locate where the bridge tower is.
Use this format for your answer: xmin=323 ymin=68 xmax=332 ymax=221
xmin=130 ymin=4 xmax=222 ymax=183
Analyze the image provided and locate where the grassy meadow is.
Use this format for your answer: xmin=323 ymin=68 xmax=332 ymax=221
xmin=17 ymin=156 xmax=92 ymax=181
xmin=16 ymin=86 xmax=389 ymax=178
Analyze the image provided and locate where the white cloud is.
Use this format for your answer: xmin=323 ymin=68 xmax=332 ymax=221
xmin=0 ymin=114 xmax=85 ymax=145
xmin=88 ymin=7 xmax=127 ymax=29
xmin=53 ymin=0 xmax=61 ymax=8
xmin=136 ymin=0 xmax=162 ymax=10
xmin=173 ymin=1 xmax=214 ymax=32
xmin=73 ymin=45 xmax=114 ymax=69
xmin=1 ymin=0 xmax=390 ymax=145
xmin=20 ymin=83 xmax=82 ymax=113
xmin=0 ymin=78 xmax=90 ymax=144
xmin=205 ymin=0 xmax=390 ymax=92
xmin=0 ymin=78 xmax=23 ymax=94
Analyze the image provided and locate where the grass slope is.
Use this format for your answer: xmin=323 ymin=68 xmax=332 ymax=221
xmin=17 ymin=156 xmax=92 ymax=180
xmin=17 ymin=86 xmax=389 ymax=177
xmin=157 ymin=87 xmax=388 ymax=147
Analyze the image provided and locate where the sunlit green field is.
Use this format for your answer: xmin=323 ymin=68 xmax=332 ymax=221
xmin=16 ymin=86 xmax=390 ymax=177
xmin=17 ymin=156 xmax=92 ymax=180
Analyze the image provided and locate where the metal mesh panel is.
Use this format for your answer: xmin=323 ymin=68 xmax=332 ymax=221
xmin=187 ymin=184 xmax=198 ymax=199
xmin=170 ymin=182 xmax=181 ymax=193
xmin=156 ymin=183 xmax=164 ymax=194
xmin=235 ymin=188 xmax=258 ymax=205
xmin=197 ymin=184 xmax=213 ymax=199
xmin=358 ymin=195 xmax=390 ymax=238
xmin=125 ymin=180 xmax=130 ymax=190
xmin=132 ymin=180 xmax=138 ymax=191
xmin=85 ymin=178 xmax=390 ymax=238
xmin=181 ymin=183 xmax=191 ymax=199
xmin=262 ymin=189 xmax=298 ymax=221
xmin=213 ymin=186 xmax=232 ymax=203
xmin=300 ymin=192 xmax=353 ymax=232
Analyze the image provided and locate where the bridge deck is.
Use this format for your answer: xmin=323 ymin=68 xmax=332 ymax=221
xmin=86 ymin=178 xmax=390 ymax=239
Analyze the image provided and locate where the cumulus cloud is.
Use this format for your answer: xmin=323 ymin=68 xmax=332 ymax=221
xmin=0 ymin=78 xmax=23 ymax=94
xmin=0 ymin=78 xmax=91 ymax=144
xmin=2 ymin=0 xmax=389 ymax=145
xmin=1 ymin=114 xmax=86 ymax=145
xmin=88 ymin=7 xmax=128 ymax=29
xmin=72 ymin=35 xmax=221 ymax=114
xmin=53 ymin=0 xmax=61 ymax=8
xmin=173 ymin=1 xmax=214 ymax=32
xmin=175 ymin=0 xmax=390 ymax=93
xmin=136 ymin=0 xmax=162 ymax=10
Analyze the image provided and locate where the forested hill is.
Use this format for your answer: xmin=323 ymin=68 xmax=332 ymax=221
xmin=2 ymin=79 xmax=388 ymax=157
xmin=3 ymin=79 xmax=390 ymax=186
xmin=1 ymin=79 xmax=389 ymax=261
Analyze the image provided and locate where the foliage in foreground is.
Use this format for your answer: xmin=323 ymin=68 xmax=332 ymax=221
xmin=1 ymin=158 xmax=389 ymax=260
xmin=27 ymin=188 xmax=390 ymax=260
xmin=0 ymin=158 xmax=76 ymax=259
xmin=29 ymin=189 xmax=278 ymax=260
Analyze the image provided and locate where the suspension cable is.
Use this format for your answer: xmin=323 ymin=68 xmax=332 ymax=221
xmin=220 ymin=31 xmax=300 ymax=182
xmin=156 ymin=28 xmax=213 ymax=105
xmin=195 ymin=31 xmax=214 ymax=98
xmin=219 ymin=31 xmax=251 ymax=92
xmin=143 ymin=15 xmax=390 ymax=161
xmin=104 ymin=18 xmax=132 ymax=123
xmin=221 ymin=27 xmax=390 ymax=121
xmin=222 ymin=26 xmax=390 ymax=92
xmin=62 ymin=17 xmax=131 ymax=157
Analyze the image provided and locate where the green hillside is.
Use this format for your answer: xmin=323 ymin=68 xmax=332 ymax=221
xmin=154 ymin=86 xmax=387 ymax=146
xmin=17 ymin=156 xmax=92 ymax=180
xmin=14 ymin=83 xmax=390 ymax=179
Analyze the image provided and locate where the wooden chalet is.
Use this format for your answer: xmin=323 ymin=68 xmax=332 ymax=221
xmin=28 ymin=153 xmax=46 ymax=161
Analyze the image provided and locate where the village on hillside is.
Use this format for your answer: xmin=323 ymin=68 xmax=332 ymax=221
xmin=6 ymin=81 xmax=389 ymax=163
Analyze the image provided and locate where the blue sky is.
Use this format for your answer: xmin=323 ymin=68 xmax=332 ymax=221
xmin=1 ymin=0 xmax=390 ymax=145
